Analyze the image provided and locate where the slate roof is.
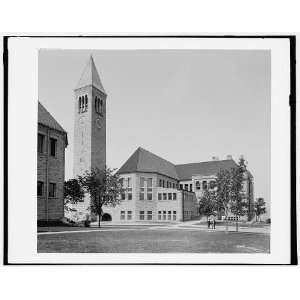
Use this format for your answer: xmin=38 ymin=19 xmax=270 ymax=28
xmin=175 ymin=160 xmax=238 ymax=181
xmin=117 ymin=147 xmax=179 ymax=179
xmin=75 ymin=55 xmax=106 ymax=94
xmin=38 ymin=102 xmax=68 ymax=145
xmin=118 ymin=147 xmax=238 ymax=180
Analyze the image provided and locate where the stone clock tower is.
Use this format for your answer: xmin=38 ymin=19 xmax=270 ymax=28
xmin=73 ymin=56 xmax=106 ymax=217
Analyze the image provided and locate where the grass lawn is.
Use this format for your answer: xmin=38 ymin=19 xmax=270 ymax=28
xmin=37 ymin=228 xmax=270 ymax=253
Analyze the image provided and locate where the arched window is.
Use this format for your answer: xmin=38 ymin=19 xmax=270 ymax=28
xmin=85 ymin=95 xmax=88 ymax=111
xmin=100 ymin=99 xmax=103 ymax=114
xmin=78 ymin=97 xmax=81 ymax=113
xmin=95 ymin=97 xmax=97 ymax=112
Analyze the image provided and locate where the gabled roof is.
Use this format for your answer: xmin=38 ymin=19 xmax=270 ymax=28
xmin=175 ymin=160 xmax=238 ymax=180
xmin=118 ymin=147 xmax=239 ymax=181
xmin=75 ymin=55 xmax=106 ymax=94
xmin=117 ymin=147 xmax=179 ymax=179
xmin=38 ymin=102 xmax=68 ymax=146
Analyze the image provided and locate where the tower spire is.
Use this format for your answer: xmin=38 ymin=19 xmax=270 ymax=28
xmin=75 ymin=55 xmax=106 ymax=94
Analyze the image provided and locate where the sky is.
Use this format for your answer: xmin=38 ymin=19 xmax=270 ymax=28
xmin=39 ymin=49 xmax=271 ymax=212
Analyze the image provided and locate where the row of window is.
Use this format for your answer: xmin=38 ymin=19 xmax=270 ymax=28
xmin=37 ymin=181 xmax=56 ymax=198
xmin=78 ymin=96 xmax=104 ymax=114
xmin=158 ymin=210 xmax=177 ymax=221
xmin=120 ymin=210 xmax=178 ymax=221
xmin=38 ymin=134 xmax=57 ymax=157
xmin=78 ymin=95 xmax=88 ymax=113
xmin=158 ymin=179 xmax=177 ymax=189
xmin=195 ymin=180 xmax=215 ymax=190
xmin=120 ymin=210 xmax=132 ymax=220
xmin=158 ymin=192 xmax=177 ymax=201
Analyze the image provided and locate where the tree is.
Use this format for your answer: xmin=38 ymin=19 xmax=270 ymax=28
xmin=64 ymin=178 xmax=84 ymax=212
xmin=199 ymin=189 xmax=217 ymax=220
xmin=254 ymin=198 xmax=266 ymax=222
xmin=78 ymin=167 xmax=123 ymax=228
xmin=215 ymin=169 xmax=232 ymax=232
xmin=230 ymin=157 xmax=248 ymax=231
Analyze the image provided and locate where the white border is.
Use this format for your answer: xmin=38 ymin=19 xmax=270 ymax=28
xmin=7 ymin=37 xmax=290 ymax=264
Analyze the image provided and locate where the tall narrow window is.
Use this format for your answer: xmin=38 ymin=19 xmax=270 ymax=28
xmin=184 ymin=184 xmax=188 ymax=191
xmin=173 ymin=193 xmax=177 ymax=200
xmin=202 ymin=181 xmax=207 ymax=190
xmin=100 ymin=99 xmax=103 ymax=114
xmin=140 ymin=177 xmax=145 ymax=200
xmin=127 ymin=211 xmax=132 ymax=220
xmin=190 ymin=184 xmax=193 ymax=192
xmin=158 ymin=211 xmax=162 ymax=220
xmin=139 ymin=211 xmax=145 ymax=220
xmin=78 ymin=97 xmax=81 ymax=113
xmin=147 ymin=211 xmax=152 ymax=220
xmin=196 ymin=181 xmax=200 ymax=190
xmin=38 ymin=134 xmax=44 ymax=153
xmin=48 ymin=183 xmax=56 ymax=198
xmin=85 ymin=95 xmax=88 ymax=111
xmin=50 ymin=138 xmax=57 ymax=157
xmin=120 ymin=211 xmax=125 ymax=220
xmin=173 ymin=211 xmax=177 ymax=221
xmin=37 ymin=181 xmax=43 ymax=196
xmin=147 ymin=178 xmax=152 ymax=200
xmin=163 ymin=211 xmax=166 ymax=220
xmin=168 ymin=211 xmax=172 ymax=220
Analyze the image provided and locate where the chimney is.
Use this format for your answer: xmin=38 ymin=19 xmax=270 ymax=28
xmin=212 ymin=156 xmax=219 ymax=161
xmin=226 ymin=155 xmax=233 ymax=160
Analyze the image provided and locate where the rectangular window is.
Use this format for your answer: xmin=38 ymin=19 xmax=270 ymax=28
xmin=168 ymin=193 xmax=172 ymax=200
xmin=128 ymin=193 xmax=132 ymax=200
xmin=140 ymin=177 xmax=145 ymax=187
xmin=121 ymin=193 xmax=126 ymax=200
xmin=196 ymin=181 xmax=200 ymax=190
xmin=158 ymin=211 xmax=162 ymax=220
xmin=184 ymin=184 xmax=188 ymax=191
xmin=173 ymin=211 xmax=177 ymax=220
xmin=127 ymin=211 xmax=132 ymax=220
xmin=203 ymin=181 xmax=207 ymax=190
xmin=180 ymin=184 xmax=183 ymax=190
xmin=147 ymin=178 xmax=152 ymax=187
xmin=37 ymin=181 xmax=43 ymax=196
xmin=48 ymin=183 xmax=56 ymax=198
xmin=163 ymin=211 xmax=166 ymax=220
xmin=190 ymin=184 xmax=193 ymax=192
xmin=162 ymin=180 xmax=165 ymax=188
xmin=159 ymin=179 xmax=162 ymax=187
xmin=50 ymin=138 xmax=57 ymax=157
xmin=173 ymin=193 xmax=177 ymax=200
xmin=163 ymin=193 xmax=167 ymax=200
xmin=127 ymin=177 xmax=132 ymax=188
xmin=38 ymin=134 xmax=44 ymax=153
xmin=147 ymin=193 xmax=152 ymax=200
xmin=147 ymin=211 xmax=152 ymax=220
xmin=139 ymin=211 xmax=145 ymax=220
xmin=140 ymin=192 xmax=144 ymax=200
xmin=158 ymin=193 xmax=162 ymax=200
xmin=168 ymin=211 xmax=172 ymax=220
xmin=120 ymin=211 xmax=125 ymax=220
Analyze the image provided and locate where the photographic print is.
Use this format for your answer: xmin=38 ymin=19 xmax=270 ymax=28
xmin=5 ymin=36 xmax=295 ymax=264
xmin=37 ymin=48 xmax=270 ymax=254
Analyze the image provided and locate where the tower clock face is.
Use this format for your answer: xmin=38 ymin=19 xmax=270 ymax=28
xmin=96 ymin=118 xmax=102 ymax=129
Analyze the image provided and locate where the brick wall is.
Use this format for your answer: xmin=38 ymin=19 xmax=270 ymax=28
xmin=37 ymin=124 xmax=66 ymax=221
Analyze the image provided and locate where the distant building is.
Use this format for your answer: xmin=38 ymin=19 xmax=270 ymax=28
xmin=102 ymin=147 xmax=254 ymax=222
xmin=37 ymin=102 xmax=68 ymax=222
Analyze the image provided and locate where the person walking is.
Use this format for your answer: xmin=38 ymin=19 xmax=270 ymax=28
xmin=212 ymin=216 xmax=216 ymax=229
xmin=207 ymin=217 xmax=210 ymax=229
